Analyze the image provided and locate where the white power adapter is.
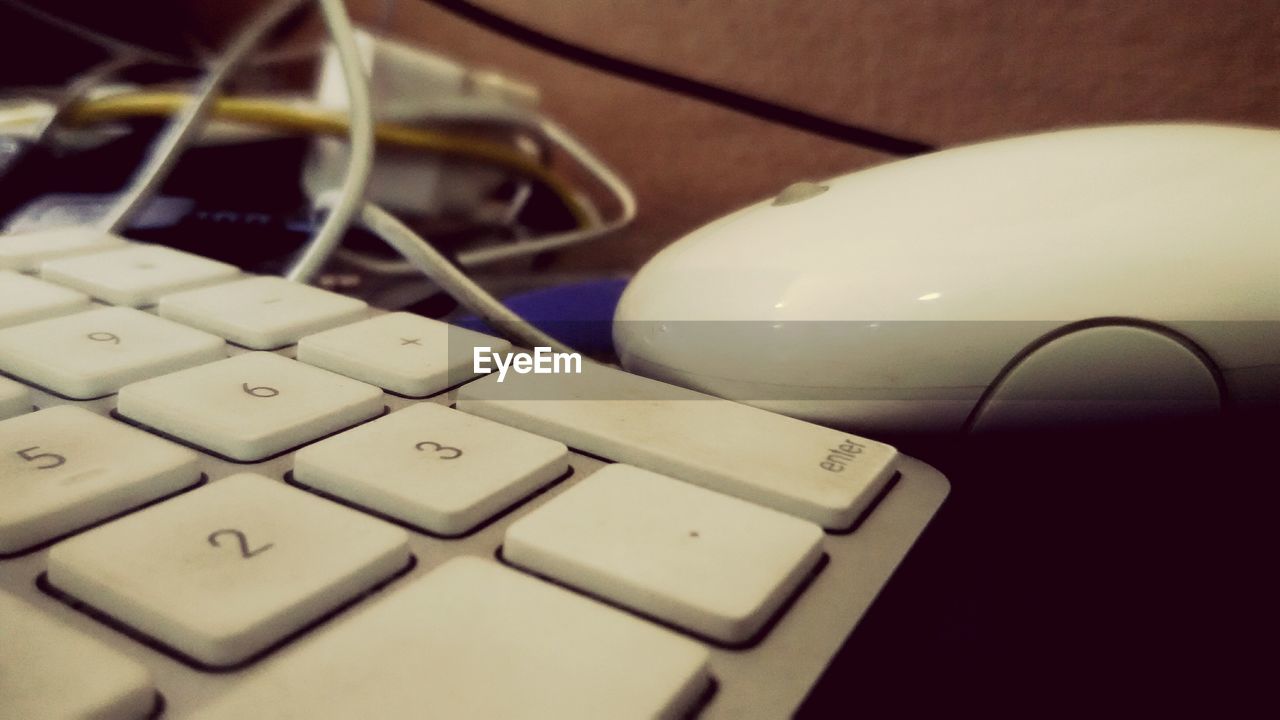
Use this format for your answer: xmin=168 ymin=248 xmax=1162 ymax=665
xmin=303 ymin=28 xmax=542 ymax=220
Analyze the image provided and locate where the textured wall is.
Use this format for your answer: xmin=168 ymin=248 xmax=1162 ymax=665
xmin=365 ymin=1 xmax=1280 ymax=270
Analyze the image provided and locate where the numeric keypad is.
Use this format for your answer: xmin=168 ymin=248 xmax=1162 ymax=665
xmin=187 ymin=558 xmax=710 ymax=719
xmin=295 ymin=403 xmax=569 ymax=535
xmin=0 ymin=306 xmax=225 ymax=399
xmin=47 ymin=473 xmax=411 ymax=667
xmin=0 ymin=270 xmax=91 ymax=328
xmin=41 ymin=244 xmax=238 ymax=307
xmin=159 ymin=276 xmax=367 ymax=349
xmin=0 ymin=375 xmax=29 ymax=420
xmin=0 ymin=226 xmax=127 ymax=271
xmin=117 ymin=352 xmax=384 ymax=461
xmin=298 ymin=311 xmax=510 ymax=396
xmin=0 ymin=592 xmax=157 ymax=720
xmin=504 ymin=464 xmax=825 ymax=644
xmin=0 ymin=406 xmax=202 ymax=555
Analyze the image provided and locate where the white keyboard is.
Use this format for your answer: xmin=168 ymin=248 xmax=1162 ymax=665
xmin=0 ymin=228 xmax=949 ymax=719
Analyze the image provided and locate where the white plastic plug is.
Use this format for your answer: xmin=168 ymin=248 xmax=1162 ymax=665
xmin=303 ymin=28 xmax=541 ymax=219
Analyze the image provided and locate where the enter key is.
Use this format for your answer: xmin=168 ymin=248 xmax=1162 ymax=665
xmin=456 ymin=361 xmax=898 ymax=530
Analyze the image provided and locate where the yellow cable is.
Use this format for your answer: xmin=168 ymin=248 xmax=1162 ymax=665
xmin=64 ymin=92 xmax=590 ymax=227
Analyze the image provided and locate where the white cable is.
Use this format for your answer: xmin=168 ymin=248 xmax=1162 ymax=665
xmin=29 ymin=55 xmax=136 ymax=149
xmin=0 ymin=59 xmax=134 ymax=189
xmin=359 ymin=201 xmax=577 ymax=355
xmin=95 ymin=0 xmax=307 ymax=234
xmin=287 ymin=94 xmax=633 ymax=270
xmin=335 ymin=247 xmax=418 ymax=275
xmin=334 ymin=175 xmax=552 ymax=276
xmin=374 ymin=100 xmax=636 ymax=263
xmin=456 ymin=113 xmax=635 ymax=266
xmin=339 ymin=175 xmax=535 ymax=271
xmin=500 ymin=180 xmax=534 ymax=226
xmin=284 ymin=0 xmax=376 ymax=283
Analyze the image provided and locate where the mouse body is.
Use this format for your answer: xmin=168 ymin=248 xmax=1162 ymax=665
xmin=613 ymin=124 xmax=1280 ymax=434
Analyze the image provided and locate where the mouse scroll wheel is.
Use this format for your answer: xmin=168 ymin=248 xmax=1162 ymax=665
xmin=772 ymin=182 xmax=830 ymax=206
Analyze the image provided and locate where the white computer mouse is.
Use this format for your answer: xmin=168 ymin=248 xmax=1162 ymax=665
xmin=614 ymin=124 xmax=1280 ymax=434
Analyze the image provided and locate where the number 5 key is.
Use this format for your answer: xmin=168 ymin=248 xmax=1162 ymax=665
xmin=0 ymin=406 xmax=201 ymax=556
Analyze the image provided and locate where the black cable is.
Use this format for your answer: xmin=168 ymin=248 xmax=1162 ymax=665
xmin=419 ymin=0 xmax=936 ymax=156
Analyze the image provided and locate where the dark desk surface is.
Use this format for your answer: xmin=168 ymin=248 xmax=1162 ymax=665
xmin=799 ymin=408 xmax=1277 ymax=717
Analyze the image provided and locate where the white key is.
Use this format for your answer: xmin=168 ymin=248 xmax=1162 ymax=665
xmin=0 ymin=226 xmax=128 ymax=271
xmin=40 ymin=244 xmax=239 ymax=307
xmin=117 ymin=352 xmax=384 ymax=461
xmin=0 ymin=405 xmax=201 ymax=555
xmin=295 ymin=403 xmax=568 ymax=536
xmin=505 ymin=464 xmax=825 ymax=644
xmin=159 ymin=275 xmax=367 ymax=349
xmin=0 ymin=270 xmax=91 ymax=328
xmin=297 ymin=311 xmax=512 ymax=397
xmin=0 ymin=592 xmax=156 ymax=720
xmin=47 ymin=473 xmax=411 ymax=668
xmin=457 ymin=361 xmax=900 ymax=529
xmin=0 ymin=306 xmax=225 ymax=399
xmin=191 ymin=557 xmax=710 ymax=720
xmin=0 ymin=375 xmax=29 ymax=420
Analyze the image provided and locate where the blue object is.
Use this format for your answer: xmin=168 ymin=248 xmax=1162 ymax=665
xmin=454 ymin=277 xmax=629 ymax=357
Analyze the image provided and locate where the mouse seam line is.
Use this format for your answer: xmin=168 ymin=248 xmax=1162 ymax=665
xmin=959 ymin=316 xmax=1231 ymax=434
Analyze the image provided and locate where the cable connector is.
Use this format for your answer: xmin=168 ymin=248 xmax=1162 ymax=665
xmin=304 ymin=27 xmax=541 ymax=219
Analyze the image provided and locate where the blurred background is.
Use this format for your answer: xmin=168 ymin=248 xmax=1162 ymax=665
xmin=3 ymin=0 xmax=1277 ymax=272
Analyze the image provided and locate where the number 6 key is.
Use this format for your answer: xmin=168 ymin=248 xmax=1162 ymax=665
xmin=46 ymin=473 xmax=411 ymax=668
xmin=117 ymin=352 xmax=385 ymax=462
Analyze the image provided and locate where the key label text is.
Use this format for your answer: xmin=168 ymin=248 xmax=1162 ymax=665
xmin=820 ymin=439 xmax=867 ymax=472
